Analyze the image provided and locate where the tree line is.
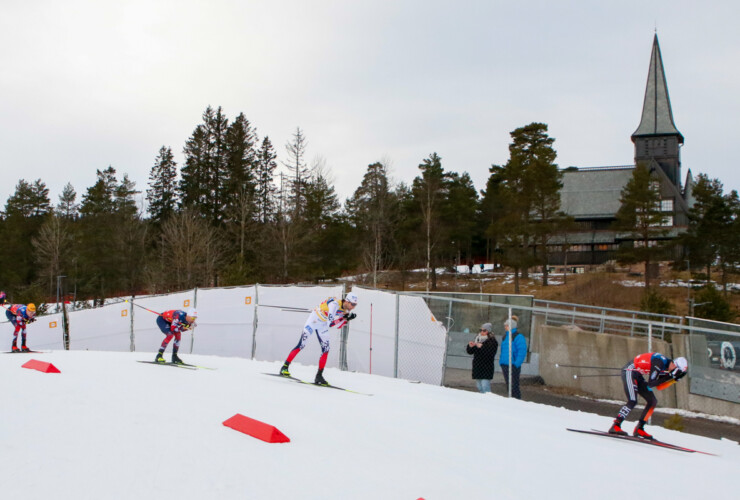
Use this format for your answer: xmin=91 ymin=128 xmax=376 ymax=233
xmin=2 ymin=106 xmax=738 ymax=310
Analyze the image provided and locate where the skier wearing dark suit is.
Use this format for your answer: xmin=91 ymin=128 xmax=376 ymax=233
xmin=609 ymin=352 xmax=688 ymax=439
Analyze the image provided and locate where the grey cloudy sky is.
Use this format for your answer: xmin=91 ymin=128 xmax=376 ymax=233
xmin=2 ymin=1 xmax=739 ymax=209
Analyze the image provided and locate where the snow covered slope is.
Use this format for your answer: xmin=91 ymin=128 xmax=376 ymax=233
xmin=1 ymin=351 xmax=738 ymax=500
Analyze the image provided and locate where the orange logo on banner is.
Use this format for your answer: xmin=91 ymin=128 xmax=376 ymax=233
xmin=245 ymin=297 xmax=252 ymax=304
xmin=184 ymin=299 xmax=191 ymax=307
xmin=122 ymin=310 xmax=128 ymax=317
xmin=49 ymin=321 xmax=57 ymax=328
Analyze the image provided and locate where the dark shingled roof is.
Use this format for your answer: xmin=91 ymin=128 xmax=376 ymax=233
xmin=632 ymin=34 xmax=684 ymax=142
xmin=560 ymin=167 xmax=634 ymax=219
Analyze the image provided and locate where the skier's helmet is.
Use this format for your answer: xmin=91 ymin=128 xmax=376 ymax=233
xmin=27 ymin=303 xmax=37 ymax=315
xmin=186 ymin=308 xmax=198 ymax=322
xmin=344 ymin=292 xmax=359 ymax=306
xmin=674 ymin=357 xmax=688 ymax=373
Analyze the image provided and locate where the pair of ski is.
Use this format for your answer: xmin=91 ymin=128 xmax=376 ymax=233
xmin=137 ymin=360 xmax=214 ymax=371
xmin=567 ymin=428 xmax=717 ymax=456
xmin=4 ymin=350 xmax=45 ymax=354
xmin=264 ymin=373 xmax=373 ymax=396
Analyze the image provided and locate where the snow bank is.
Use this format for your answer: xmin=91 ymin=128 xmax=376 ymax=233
xmin=1 ymin=351 xmax=738 ymax=499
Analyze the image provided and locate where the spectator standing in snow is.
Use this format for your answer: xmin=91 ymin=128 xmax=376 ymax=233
xmin=466 ymin=322 xmax=498 ymax=393
xmin=499 ymin=315 xmax=526 ymax=399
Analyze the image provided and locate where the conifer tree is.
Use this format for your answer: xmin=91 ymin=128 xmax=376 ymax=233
xmin=613 ymin=163 xmax=668 ymax=289
xmin=147 ymin=146 xmax=178 ymax=225
xmin=346 ymin=162 xmax=395 ymax=287
xmin=80 ymin=166 xmax=118 ymax=216
xmin=492 ymin=123 xmax=558 ymax=291
xmin=684 ymin=174 xmax=728 ymax=282
xmin=57 ymin=182 xmax=79 ymax=219
xmin=224 ymin=113 xmax=257 ymax=203
xmin=443 ymin=172 xmax=479 ymax=272
xmin=412 ymin=153 xmax=448 ymax=291
xmin=180 ymin=106 xmax=229 ymax=224
xmin=5 ymin=179 xmax=40 ymax=217
xmin=255 ymin=136 xmax=278 ymax=224
xmin=180 ymin=124 xmax=209 ymax=212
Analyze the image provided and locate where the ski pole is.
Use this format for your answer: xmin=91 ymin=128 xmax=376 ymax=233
xmin=572 ymin=373 xmax=622 ymax=379
xmin=125 ymin=300 xmax=161 ymax=316
xmin=258 ymin=304 xmax=311 ymax=313
xmin=555 ymin=363 xmax=622 ymax=371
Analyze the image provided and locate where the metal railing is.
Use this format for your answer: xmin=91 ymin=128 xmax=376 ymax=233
xmin=533 ymin=298 xmax=685 ymax=339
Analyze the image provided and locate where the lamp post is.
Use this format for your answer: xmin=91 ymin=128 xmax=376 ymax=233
xmin=685 ymin=259 xmax=691 ymax=316
xmin=56 ymin=275 xmax=66 ymax=313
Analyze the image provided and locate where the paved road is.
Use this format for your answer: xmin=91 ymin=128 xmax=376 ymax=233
xmin=444 ymin=368 xmax=740 ymax=443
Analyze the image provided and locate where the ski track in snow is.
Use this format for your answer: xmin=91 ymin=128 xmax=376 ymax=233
xmin=1 ymin=350 xmax=738 ymax=500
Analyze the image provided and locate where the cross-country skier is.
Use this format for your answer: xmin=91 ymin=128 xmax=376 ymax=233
xmin=154 ymin=308 xmax=198 ymax=364
xmin=6 ymin=302 xmax=36 ymax=352
xmin=0 ymin=291 xmax=7 ymax=305
xmin=280 ymin=292 xmax=358 ymax=386
xmin=609 ymin=352 xmax=688 ymax=439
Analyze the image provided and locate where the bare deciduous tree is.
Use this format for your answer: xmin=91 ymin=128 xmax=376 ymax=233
xmin=161 ymin=209 xmax=224 ymax=289
xmin=32 ymin=215 xmax=71 ymax=296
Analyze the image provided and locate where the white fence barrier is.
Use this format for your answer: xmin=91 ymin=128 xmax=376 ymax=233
xmin=3 ymin=285 xmax=447 ymax=385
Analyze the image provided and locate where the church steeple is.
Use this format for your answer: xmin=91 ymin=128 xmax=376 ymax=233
xmin=631 ymin=34 xmax=684 ymax=187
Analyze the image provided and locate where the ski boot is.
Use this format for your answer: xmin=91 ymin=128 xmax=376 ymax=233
xmin=11 ymin=345 xmax=19 ymax=352
xmin=172 ymin=353 xmax=184 ymax=365
xmin=315 ymin=369 xmax=328 ymax=386
xmin=280 ymin=362 xmax=291 ymax=377
xmin=21 ymin=345 xmax=30 ymax=352
xmin=155 ymin=352 xmax=165 ymax=363
xmin=633 ymin=421 xmax=653 ymax=440
xmin=608 ymin=419 xmax=628 ymax=436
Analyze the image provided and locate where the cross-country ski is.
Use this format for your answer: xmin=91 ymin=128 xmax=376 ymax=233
xmin=137 ymin=360 xmax=197 ymax=370
xmin=263 ymin=372 xmax=373 ymax=396
xmin=566 ymin=428 xmax=718 ymax=456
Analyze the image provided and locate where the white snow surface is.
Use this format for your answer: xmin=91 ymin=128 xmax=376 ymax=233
xmin=2 ymin=351 xmax=738 ymax=500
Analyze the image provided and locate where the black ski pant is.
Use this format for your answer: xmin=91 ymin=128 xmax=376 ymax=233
xmin=616 ymin=363 xmax=657 ymax=424
xmin=500 ymin=364 xmax=521 ymax=399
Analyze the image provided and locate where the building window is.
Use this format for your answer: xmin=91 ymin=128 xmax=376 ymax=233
xmin=634 ymin=240 xmax=659 ymax=248
xmin=662 ymin=215 xmax=674 ymax=227
xmin=661 ymin=198 xmax=674 ymax=212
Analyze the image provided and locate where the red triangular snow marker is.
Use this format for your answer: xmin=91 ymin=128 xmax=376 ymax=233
xmin=223 ymin=414 xmax=290 ymax=443
xmin=21 ymin=359 xmax=61 ymax=373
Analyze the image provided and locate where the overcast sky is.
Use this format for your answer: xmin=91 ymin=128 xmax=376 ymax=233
xmin=2 ymin=1 xmax=739 ymax=210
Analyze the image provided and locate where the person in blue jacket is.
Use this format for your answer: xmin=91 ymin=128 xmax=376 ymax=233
xmin=499 ymin=315 xmax=526 ymax=399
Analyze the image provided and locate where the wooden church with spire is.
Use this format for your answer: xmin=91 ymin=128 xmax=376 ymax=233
xmin=552 ymin=34 xmax=694 ymax=266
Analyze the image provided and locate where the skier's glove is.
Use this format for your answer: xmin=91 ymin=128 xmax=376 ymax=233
xmin=346 ymin=312 xmax=357 ymax=322
xmin=671 ymin=369 xmax=686 ymax=381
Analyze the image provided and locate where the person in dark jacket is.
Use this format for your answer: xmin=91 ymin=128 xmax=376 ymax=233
xmin=466 ymin=322 xmax=499 ymax=393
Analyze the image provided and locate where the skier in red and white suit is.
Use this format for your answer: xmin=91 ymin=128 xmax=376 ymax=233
xmin=279 ymin=292 xmax=358 ymax=385
xmin=6 ymin=302 xmax=36 ymax=352
xmin=609 ymin=352 xmax=688 ymax=439
xmin=154 ymin=308 xmax=197 ymax=364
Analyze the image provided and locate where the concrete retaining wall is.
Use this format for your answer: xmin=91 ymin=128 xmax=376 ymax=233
xmin=537 ymin=325 xmax=675 ymax=405
xmin=535 ymin=324 xmax=740 ymax=419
